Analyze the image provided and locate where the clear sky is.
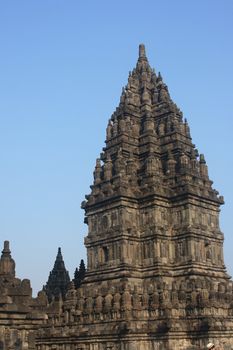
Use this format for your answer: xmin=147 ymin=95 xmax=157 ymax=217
xmin=0 ymin=0 xmax=232 ymax=295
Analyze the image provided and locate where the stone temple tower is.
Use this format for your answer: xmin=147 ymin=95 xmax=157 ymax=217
xmin=84 ymin=44 xmax=226 ymax=285
xmin=44 ymin=247 xmax=70 ymax=302
xmin=37 ymin=45 xmax=233 ymax=350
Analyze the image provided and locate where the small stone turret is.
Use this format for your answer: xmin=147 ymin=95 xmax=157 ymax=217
xmin=0 ymin=241 xmax=15 ymax=277
xmin=44 ymin=247 xmax=70 ymax=302
xmin=73 ymin=259 xmax=86 ymax=289
xmin=139 ymin=43 xmax=146 ymax=59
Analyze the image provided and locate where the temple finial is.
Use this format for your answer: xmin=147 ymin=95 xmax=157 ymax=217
xmin=139 ymin=44 xmax=146 ymax=59
xmin=0 ymin=240 xmax=15 ymax=277
xmin=56 ymin=247 xmax=63 ymax=261
xmin=3 ymin=240 xmax=10 ymax=253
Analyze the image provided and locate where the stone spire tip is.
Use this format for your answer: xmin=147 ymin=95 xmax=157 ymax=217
xmin=3 ymin=240 xmax=10 ymax=252
xmin=0 ymin=240 xmax=15 ymax=276
xmin=139 ymin=43 xmax=146 ymax=59
xmin=2 ymin=240 xmax=11 ymax=256
xmin=56 ymin=247 xmax=63 ymax=260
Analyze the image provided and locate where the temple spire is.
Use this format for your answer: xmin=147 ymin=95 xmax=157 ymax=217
xmin=0 ymin=240 xmax=15 ymax=277
xmin=73 ymin=259 xmax=86 ymax=289
xmin=138 ymin=43 xmax=147 ymax=60
xmin=44 ymin=247 xmax=70 ymax=302
xmin=55 ymin=247 xmax=63 ymax=263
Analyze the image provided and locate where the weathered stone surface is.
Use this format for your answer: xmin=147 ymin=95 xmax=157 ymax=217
xmin=0 ymin=242 xmax=47 ymax=349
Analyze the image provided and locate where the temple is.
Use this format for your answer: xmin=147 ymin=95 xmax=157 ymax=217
xmin=44 ymin=247 xmax=70 ymax=302
xmin=0 ymin=45 xmax=233 ymax=350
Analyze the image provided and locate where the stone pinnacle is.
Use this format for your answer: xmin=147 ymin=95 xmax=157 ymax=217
xmin=139 ymin=43 xmax=146 ymax=59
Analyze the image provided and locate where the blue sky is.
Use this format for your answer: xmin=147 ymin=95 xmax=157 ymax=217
xmin=0 ymin=0 xmax=233 ymax=294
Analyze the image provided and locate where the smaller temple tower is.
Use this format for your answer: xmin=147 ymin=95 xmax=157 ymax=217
xmin=44 ymin=247 xmax=70 ymax=302
xmin=73 ymin=259 xmax=86 ymax=288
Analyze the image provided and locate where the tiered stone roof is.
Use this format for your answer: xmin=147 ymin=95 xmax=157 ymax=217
xmin=44 ymin=247 xmax=70 ymax=302
xmin=83 ymin=44 xmax=226 ymax=283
